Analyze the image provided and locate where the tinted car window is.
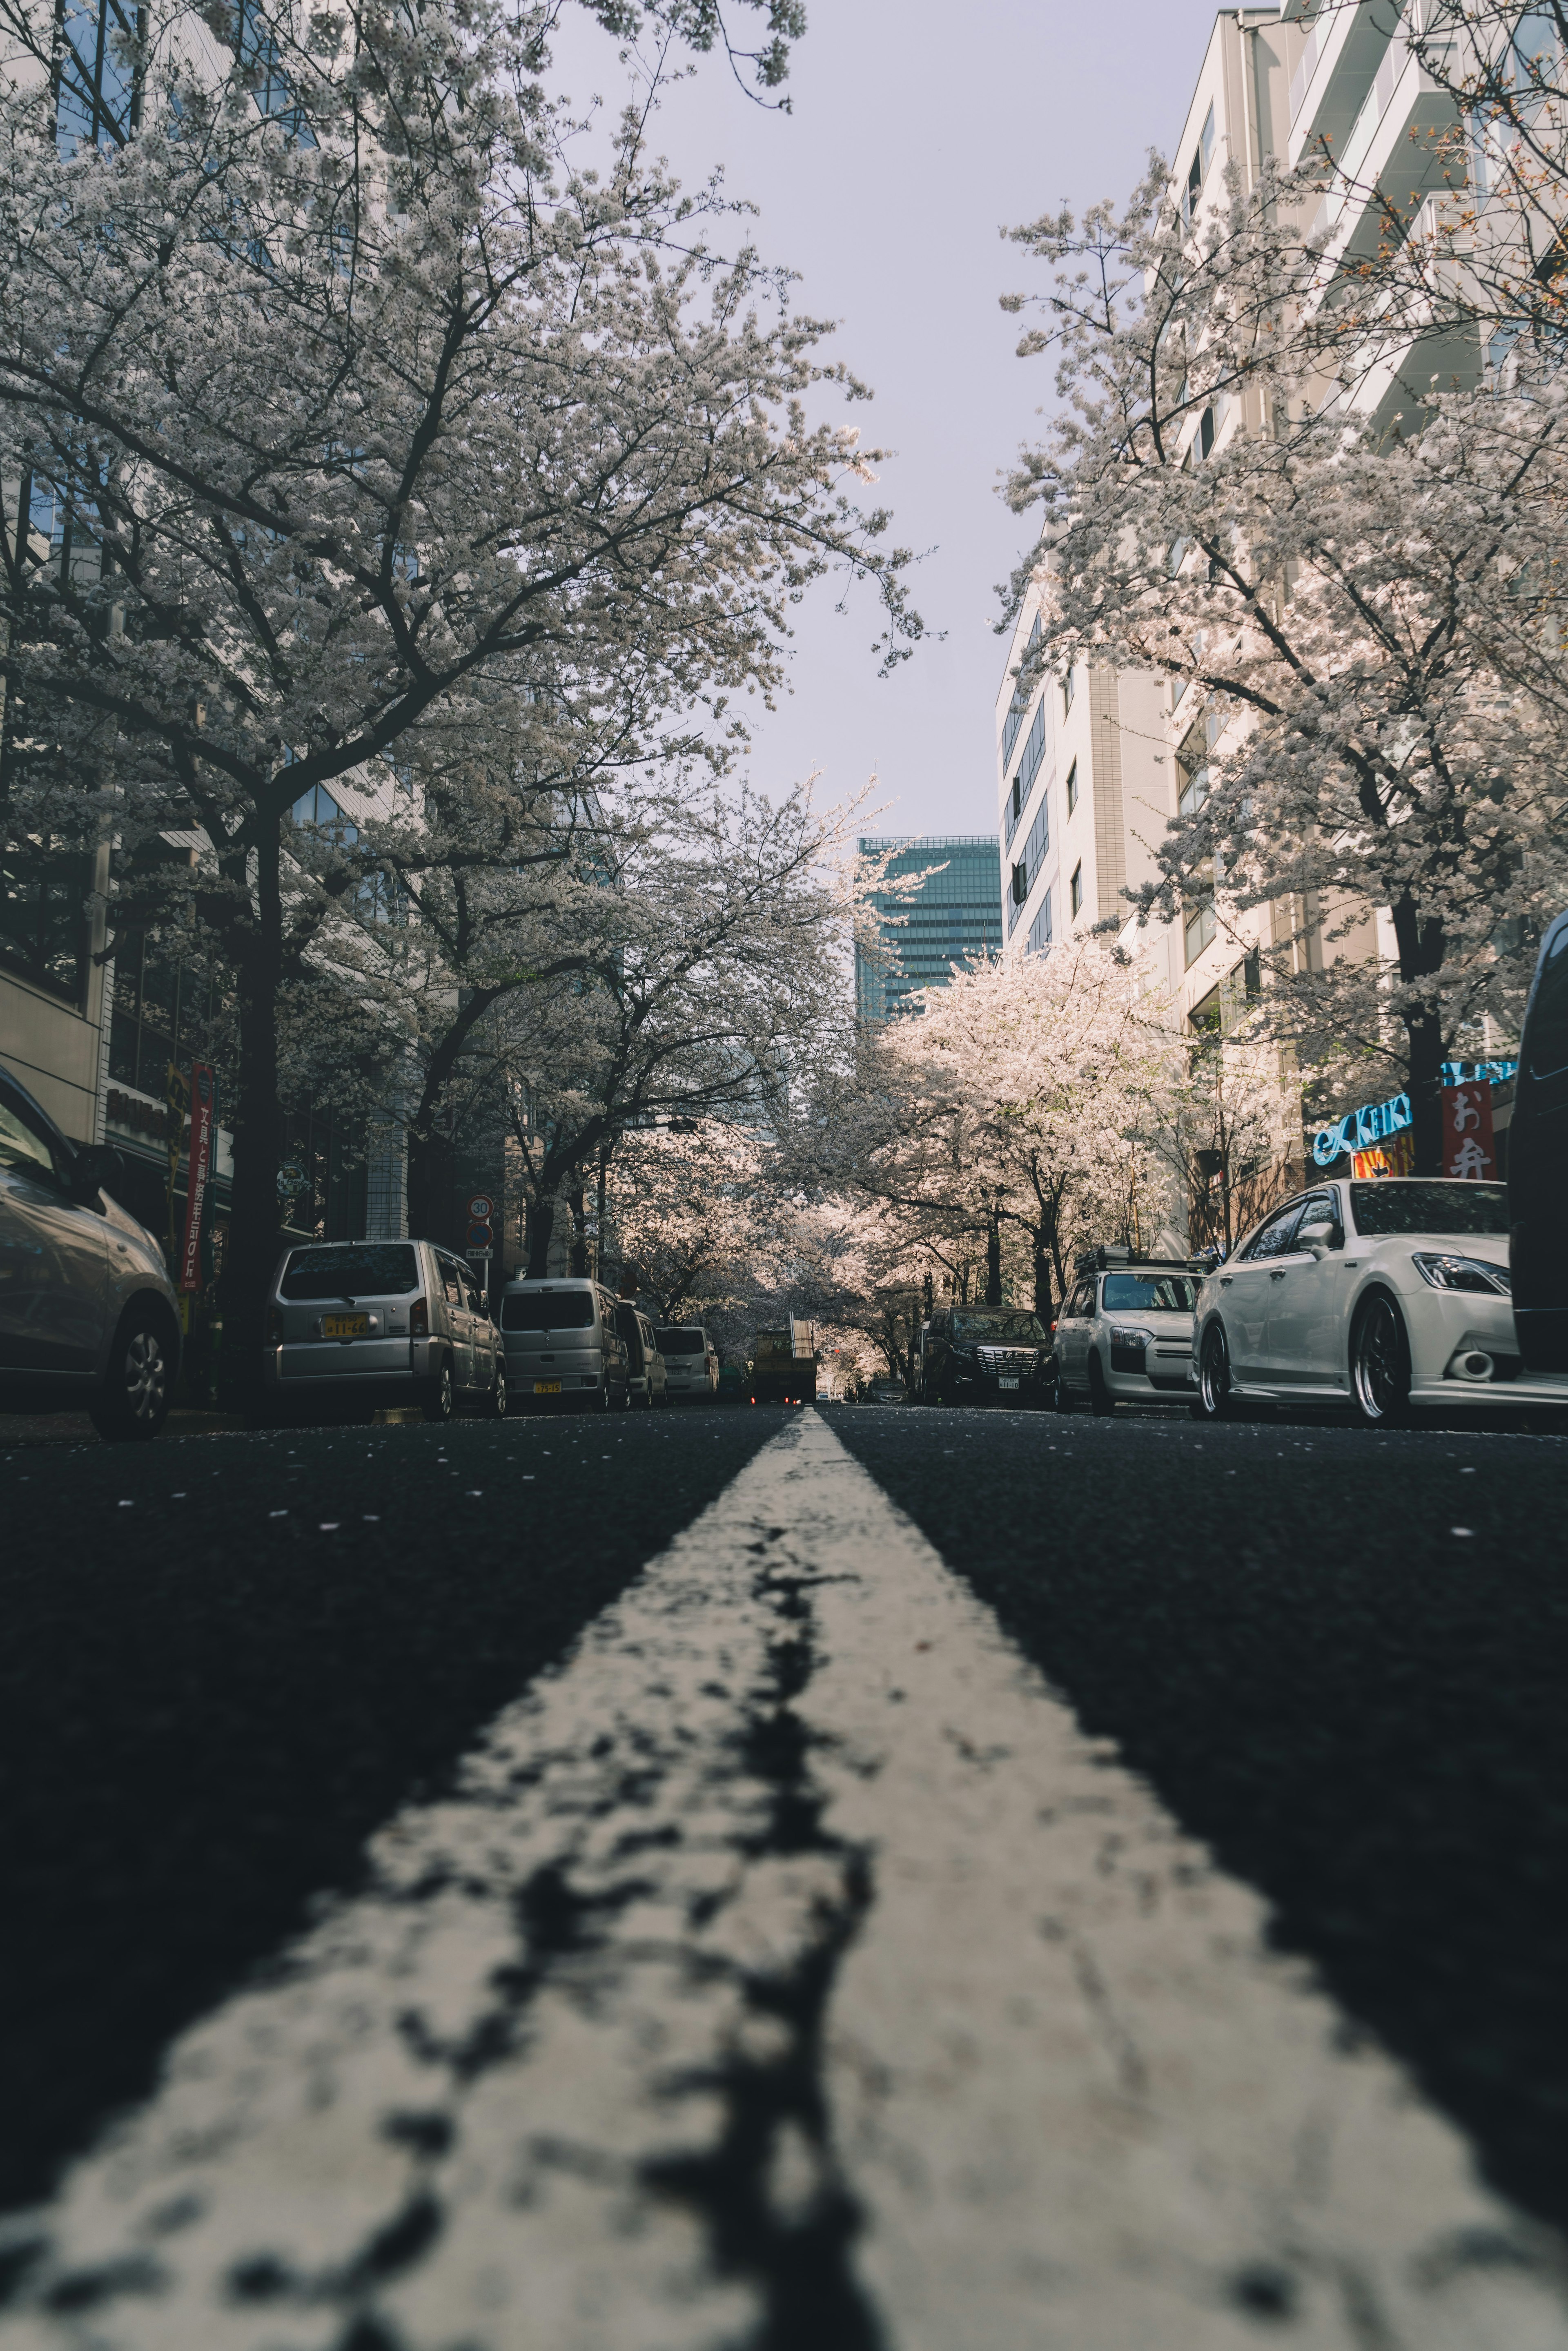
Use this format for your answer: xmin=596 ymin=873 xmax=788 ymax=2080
xmin=657 ymin=1329 xmax=706 ymax=1355
xmin=1348 ymin=1181 xmax=1509 ymax=1237
xmin=1101 ymin=1273 xmax=1197 ymax=1313
xmin=0 ymin=1092 xmax=62 ymax=1184
xmin=500 ymin=1288 xmax=596 ymax=1331
xmin=951 ymin=1310 xmax=1047 ymax=1344
xmin=280 ymin=1243 xmax=419 ymax=1300
xmin=1240 ymin=1203 xmax=1303 ymax=1261
xmin=1525 ymin=925 xmax=1568 ymax=1080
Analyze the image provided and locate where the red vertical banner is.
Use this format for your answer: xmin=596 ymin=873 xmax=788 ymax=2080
xmin=179 ymin=1063 xmax=217 ymax=1292
xmin=1441 ymin=1081 xmax=1497 ymax=1182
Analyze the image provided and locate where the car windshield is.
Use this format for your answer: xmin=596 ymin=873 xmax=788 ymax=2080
xmin=951 ymin=1311 xmax=1047 ymax=1344
xmin=1101 ymin=1273 xmax=1197 ymax=1314
xmin=280 ymin=1243 xmax=418 ymax=1300
xmin=500 ymin=1288 xmax=595 ymax=1330
xmin=657 ymin=1329 xmax=705 ymax=1355
xmin=1348 ymin=1181 xmax=1509 ymax=1237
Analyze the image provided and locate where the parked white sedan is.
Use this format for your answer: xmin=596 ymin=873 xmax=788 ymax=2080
xmin=1191 ymin=1177 xmax=1568 ymax=1426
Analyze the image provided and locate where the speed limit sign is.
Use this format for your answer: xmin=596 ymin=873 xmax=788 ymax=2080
xmin=467 ymin=1192 xmax=494 ymax=1221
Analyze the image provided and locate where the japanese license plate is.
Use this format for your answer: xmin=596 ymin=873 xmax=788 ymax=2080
xmin=998 ymin=1376 xmax=1020 ymax=1390
xmin=533 ymin=1379 xmax=562 ymax=1395
xmin=322 ymin=1313 xmax=368 ymax=1339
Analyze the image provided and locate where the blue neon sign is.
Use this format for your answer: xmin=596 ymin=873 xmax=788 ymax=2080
xmin=1310 ymin=1061 xmax=1518 ymax=1167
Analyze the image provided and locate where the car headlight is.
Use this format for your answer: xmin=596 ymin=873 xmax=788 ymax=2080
xmin=1108 ymin=1325 xmax=1153 ymax=1350
xmin=1410 ymin=1253 xmax=1511 ymax=1296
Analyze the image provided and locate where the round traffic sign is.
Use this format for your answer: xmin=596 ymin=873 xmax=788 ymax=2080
xmin=466 ymin=1192 xmax=494 ymax=1221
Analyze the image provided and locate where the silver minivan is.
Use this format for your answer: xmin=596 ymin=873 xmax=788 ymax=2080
xmin=0 ymin=1057 xmax=181 ymax=1440
xmin=264 ymin=1237 xmax=504 ymax=1424
xmin=617 ymin=1304 xmax=668 ymax=1408
xmin=655 ymin=1323 xmax=719 ymax=1402
xmin=499 ymin=1277 xmax=630 ymax=1412
xmin=1053 ymin=1259 xmax=1198 ymax=1415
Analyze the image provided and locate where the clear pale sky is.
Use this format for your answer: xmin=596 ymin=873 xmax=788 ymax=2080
xmin=556 ymin=0 xmax=1223 ymax=839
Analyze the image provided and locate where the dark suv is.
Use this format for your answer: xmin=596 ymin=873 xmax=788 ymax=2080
xmin=921 ymin=1306 xmax=1053 ymax=1408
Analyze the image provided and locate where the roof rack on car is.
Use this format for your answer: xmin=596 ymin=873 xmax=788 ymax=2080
xmin=1074 ymin=1246 xmax=1208 ymax=1275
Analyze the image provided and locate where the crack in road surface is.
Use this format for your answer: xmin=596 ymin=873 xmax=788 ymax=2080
xmin=2 ymin=1412 xmax=1565 ymax=2349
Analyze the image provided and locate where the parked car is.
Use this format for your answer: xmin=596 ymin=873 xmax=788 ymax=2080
xmin=264 ymin=1237 xmax=504 ymax=1424
xmin=0 ymin=1058 xmax=181 ymax=1440
xmin=868 ymin=1380 xmax=909 ymax=1405
xmin=616 ymin=1304 xmax=668 ymax=1408
xmin=1053 ymin=1260 xmax=1198 ymax=1416
xmin=921 ymin=1306 xmax=1052 ymax=1407
xmin=1191 ymin=1176 xmax=1568 ymax=1426
xmin=1510 ymin=908 xmax=1568 ymax=1375
xmin=498 ymin=1276 xmax=630 ymax=1412
xmin=655 ymin=1323 xmax=720 ymax=1402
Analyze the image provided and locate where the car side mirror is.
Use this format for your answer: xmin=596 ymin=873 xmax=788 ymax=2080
xmin=1299 ymin=1222 xmax=1339 ymax=1259
xmin=69 ymin=1144 xmax=122 ymax=1208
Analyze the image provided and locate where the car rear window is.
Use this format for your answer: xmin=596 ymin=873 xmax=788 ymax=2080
xmin=1102 ymin=1274 xmax=1196 ymax=1313
xmin=501 ymin=1288 xmax=596 ymax=1331
xmin=1348 ymin=1181 xmax=1509 ymax=1237
xmin=280 ymin=1243 xmax=419 ymax=1300
xmin=657 ymin=1329 xmax=705 ymax=1355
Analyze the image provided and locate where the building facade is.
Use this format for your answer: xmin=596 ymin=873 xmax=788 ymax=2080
xmin=855 ymin=836 xmax=1003 ymax=1022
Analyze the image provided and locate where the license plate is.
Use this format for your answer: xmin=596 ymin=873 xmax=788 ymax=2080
xmin=323 ymin=1313 xmax=368 ymax=1339
xmin=999 ymin=1376 xmax=1020 ymax=1390
xmin=533 ymin=1379 xmax=562 ymax=1395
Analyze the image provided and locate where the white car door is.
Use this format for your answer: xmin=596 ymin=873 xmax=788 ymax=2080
xmin=1263 ymin=1188 xmax=1348 ymax=1389
xmin=1221 ymin=1201 xmax=1303 ymax=1381
xmin=0 ymin=1100 xmax=110 ymax=1377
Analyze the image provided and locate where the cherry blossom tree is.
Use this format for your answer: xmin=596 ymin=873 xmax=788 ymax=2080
xmin=1001 ymin=151 xmax=1568 ymax=1173
xmin=0 ymin=0 xmax=918 ymax=1391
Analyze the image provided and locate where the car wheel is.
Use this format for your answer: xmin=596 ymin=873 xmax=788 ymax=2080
xmin=1350 ymin=1292 xmax=1412 ymax=1428
xmin=422 ymin=1358 xmax=455 ymax=1424
xmin=89 ymin=1306 xmax=174 ymax=1441
xmin=1087 ymin=1353 xmax=1117 ymax=1417
xmin=1052 ymin=1368 xmax=1075 ymax=1413
xmin=489 ymin=1361 xmax=508 ymax=1419
xmin=1195 ymin=1322 xmax=1238 ymax=1421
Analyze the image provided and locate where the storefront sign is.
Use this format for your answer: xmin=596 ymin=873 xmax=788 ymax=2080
xmin=1311 ymin=1059 xmax=1517 ymax=1167
xmin=1441 ymin=1080 xmax=1497 ymax=1182
xmin=1351 ymin=1132 xmax=1414 ymax=1179
xmin=179 ymin=1064 xmax=217 ymax=1293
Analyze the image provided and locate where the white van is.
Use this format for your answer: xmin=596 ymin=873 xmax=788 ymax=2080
xmin=499 ymin=1277 xmax=630 ymax=1412
xmin=654 ymin=1324 xmax=719 ymax=1403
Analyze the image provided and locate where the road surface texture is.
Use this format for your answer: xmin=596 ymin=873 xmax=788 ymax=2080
xmin=1 ymin=1402 xmax=1565 ymax=2348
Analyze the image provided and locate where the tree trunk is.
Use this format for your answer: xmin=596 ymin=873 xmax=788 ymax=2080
xmin=216 ymin=813 xmax=285 ymax=1412
xmin=568 ymin=1185 xmax=589 ymax=1276
xmin=986 ymin=1212 xmax=1002 ymax=1306
xmin=1405 ymin=1004 xmax=1447 ymax=1179
xmin=406 ymin=985 xmax=504 ymax=1242
xmin=1033 ymin=1233 xmax=1054 ymax=1326
xmin=525 ymin=1188 xmax=556 ymax=1279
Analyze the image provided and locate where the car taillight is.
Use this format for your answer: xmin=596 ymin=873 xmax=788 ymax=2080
xmin=266 ymin=1306 xmax=282 ymax=1343
xmin=410 ymin=1297 xmax=428 ymax=1337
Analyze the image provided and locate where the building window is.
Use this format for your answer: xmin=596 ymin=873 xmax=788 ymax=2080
xmin=0 ymin=834 xmax=89 ymax=1002
xmin=1011 ymin=862 xmax=1028 ymax=907
xmin=1184 ymin=892 xmax=1216 ymax=966
xmin=1199 ymin=405 xmax=1216 ymax=459
xmin=1065 ymin=759 xmax=1078 ymax=815
xmin=1007 ymin=796 xmax=1052 ymax=935
xmin=1062 ymin=667 xmax=1076 ymax=715
xmin=1026 ymin=889 xmax=1053 ymax=956
xmin=1069 ymin=862 xmax=1083 ymax=918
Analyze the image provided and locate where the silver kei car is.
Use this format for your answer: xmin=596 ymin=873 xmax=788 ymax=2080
xmin=0 ymin=1058 xmax=181 ymax=1440
xmin=263 ymin=1237 xmax=505 ymax=1425
xmin=1053 ymin=1259 xmax=1199 ymax=1415
xmin=655 ymin=1323 xmax=720 ymax=1402
xmin=498 ymin=1277 xmax=631 ymax=1412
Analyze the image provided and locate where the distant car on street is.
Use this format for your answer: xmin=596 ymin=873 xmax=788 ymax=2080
xmin=750 ymin=1317 xmax=817 ymax=1404
xmin=1053 ymin=1260 xmax=1198 ymax=1416
xmin=654 ymin=1323 xmax=720 ymax=1403
xmin=0 ymin=1057 xmax=181 ymax=1440
xmin=868 ymin=1380 xmax=909 ymax=1406
xmin=499 ymin=1276 xmax=630 ymax=1413
xmin=616 ymin=1303 xmax=668 ymax=1408
xmin=1191 ymin=1177 xmax=1568 ymax=1426
xmin=266 ymin=1237 xmax=505 ymax=1424
xmin=922 ymin=1306 xmax=1052 ymax=1408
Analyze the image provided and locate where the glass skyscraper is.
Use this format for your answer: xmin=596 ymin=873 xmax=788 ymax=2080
xmin=855 ymin=836 xmax=1004 ymax=1021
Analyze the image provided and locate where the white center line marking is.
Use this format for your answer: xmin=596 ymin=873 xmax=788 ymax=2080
xmin=4 ymin=1413 xmax=1562 ymax=2349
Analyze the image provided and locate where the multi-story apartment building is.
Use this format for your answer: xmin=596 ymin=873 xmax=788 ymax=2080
xmin=855 ymin=836 xmax=1003 ymax=1022
xmin=996 ymin=4 xmax=1487 ymax=1243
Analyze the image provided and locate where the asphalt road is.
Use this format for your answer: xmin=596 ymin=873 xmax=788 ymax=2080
xmin=0 ymin=1399 xmax=1564 ymax=2347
